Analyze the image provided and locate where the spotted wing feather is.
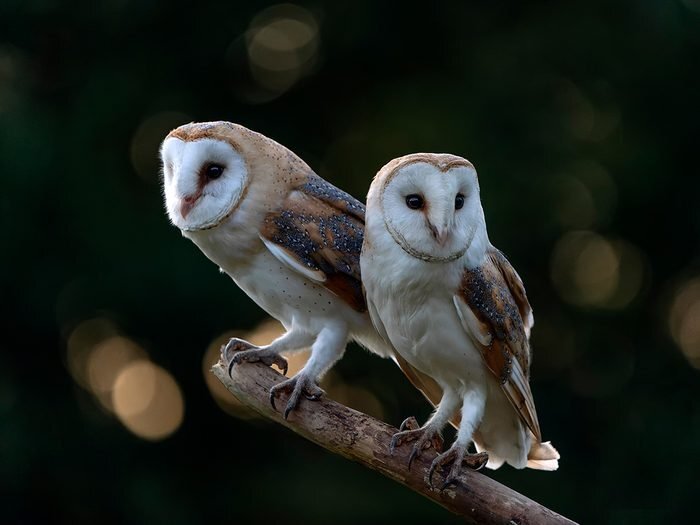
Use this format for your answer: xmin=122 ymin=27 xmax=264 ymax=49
xmin=454 ymin=248 xmax=542 ymax=441
xmin=489 ymin=247 xmax=534 ymax=338
xmin=261 ymin=173 xmax=366 ymax=312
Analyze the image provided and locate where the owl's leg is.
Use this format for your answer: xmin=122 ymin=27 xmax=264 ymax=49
xmin=428 ymin=387 xmax=489 ymax=489
xmin=269 ymin=322 xmax=348 ymax=419
xmin=224 ymin=330 xmax=314 ymax=378
xmin=389 ymin=389 xmax=460 ymax=470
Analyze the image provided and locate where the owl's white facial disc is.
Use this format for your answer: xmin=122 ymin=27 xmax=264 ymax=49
xmin=380 ymin=161 xmax=485 ymax=263
xmin=161 ymin=137 xmax=249 ymax=232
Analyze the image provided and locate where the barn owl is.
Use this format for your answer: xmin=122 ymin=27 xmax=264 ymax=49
xmin=361 ymin=153 xmax=559 ymax=486
xmin=160 ymin=121 xmax=392 ymax=417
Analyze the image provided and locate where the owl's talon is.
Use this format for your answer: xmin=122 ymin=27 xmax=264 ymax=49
xmin=224 ymin=339 xmax=289 ymax=378
xmin=222 ymin=337 xmax=257 ymax=359
xmin=283 ymin=403 xmax=295 ymax=420
xmin=399 ymin=416 xmax=420 ymax=433
xmin=408 ymin=443 xmax=422 ymax=470
xmin=428 ymin=446 xmax=488 ymax=489
xmin=389 ymin=416 xmax=420 ymax=456
xmin=269 ymin=373 xmax=324 ymax=418
xmin=221 ymin=338 xmax=259 ymax=378
xmin=389 ymin=422 xmax=443 ymax=469
xmin=390 ymin=416 xmax=420 ymax=454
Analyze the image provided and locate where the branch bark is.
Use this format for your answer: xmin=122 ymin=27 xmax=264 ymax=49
xmin=212 ymin=359 xmax=577 ymax=525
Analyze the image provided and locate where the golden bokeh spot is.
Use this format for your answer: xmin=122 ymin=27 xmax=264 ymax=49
xmin=112 ymin=360 xmax=184 ymax=441
xmin=246 ymin=4 xmax=319 ymax=94
xmin=87 ymin=336 xmax=148 ymax=411
xmin=551 ymin=231 xmax=645 ymax=309
xmin=249 ymin=20 xmax=316 ymax=71
xmin=551 ymin=231 xmax=617 ymax=307
xmin=66 ymin=317 xmax=120 ymax=390
xmin=605 ymin=240 xmax=646 ymax=309
xmin=669 ymin=278 xmax=700 ymax=369
xmin=573 ymin=234 xmax=618 ymax=303
xmin=552 ymin=176 xmax=596 ymax=229
xmin=111 ymin=359 xmax=157 ymax=418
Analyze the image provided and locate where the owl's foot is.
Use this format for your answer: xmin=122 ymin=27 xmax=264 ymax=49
xmin=389 ymin=417 xmax=444 ymax=470
xmin=269 ymin=372 xmax=325 ymax=419
xmin=223 ymin=338 xmax=289 ymax=377
xmin=427 ymin=443 xmax=489 ymax=489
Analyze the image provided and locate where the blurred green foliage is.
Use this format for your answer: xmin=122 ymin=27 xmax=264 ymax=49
xmin=1 ymin=1 xmax=700 ymax=523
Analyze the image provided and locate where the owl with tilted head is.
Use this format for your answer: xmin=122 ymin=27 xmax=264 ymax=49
xmin=160 ymin=121 xmax=394 ymax=417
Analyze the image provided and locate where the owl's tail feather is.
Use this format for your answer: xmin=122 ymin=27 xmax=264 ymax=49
xmin=526 ymin=438 xmax=560 ymax=471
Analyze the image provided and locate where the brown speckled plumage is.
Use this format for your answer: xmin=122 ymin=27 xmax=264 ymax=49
xmin=459 ymin=247 xmax=541 ymax=441
xmin=261 ymin=173 xmax=367 ymax=312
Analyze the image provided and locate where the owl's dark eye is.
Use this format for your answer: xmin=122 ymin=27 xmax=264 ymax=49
xmin=405 ymin=194 xmax=424 ymax=210
xmin=204 ymin=163 xmax=224 ymax=180
xmin=455 ymin=193 xmax=465 ymax=210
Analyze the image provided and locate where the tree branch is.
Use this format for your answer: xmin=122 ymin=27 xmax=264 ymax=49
xmin=212 ymin=359 xmax=577 ymax=525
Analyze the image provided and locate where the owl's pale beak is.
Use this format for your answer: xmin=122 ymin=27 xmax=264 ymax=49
xmin=180 ymin=192 xmax=201 ymax=219
xmin=427 ymin=221 xmax=450 ymax=246
xmin=435 ymin=227 xmax=450 ymax=246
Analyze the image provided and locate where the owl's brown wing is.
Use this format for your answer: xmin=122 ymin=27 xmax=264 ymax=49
xmin=260 ymin=173 xmax=367 ymax=312
xmin=453 ymin=247 xmax=542 ymax=441
xmin=489 ymin=247 xmax=534 ymax=338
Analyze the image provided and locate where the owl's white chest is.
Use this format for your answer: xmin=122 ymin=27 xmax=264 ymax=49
xmin=364 ymin=245 xmax=487 ymax=391
xmin=384 ymin=289 xmax=486 ymax=389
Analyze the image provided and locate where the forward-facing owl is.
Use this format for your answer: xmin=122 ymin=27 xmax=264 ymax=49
xmin=361 ymin=153 xmax=559 ymax=486
xmin=160 ymin=121 xmax=392 ymax=416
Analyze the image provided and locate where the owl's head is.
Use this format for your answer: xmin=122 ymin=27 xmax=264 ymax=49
xmin=160 ymin=121 xmax=254 ymax=232
xmin=367 ymin=153 xmax=488 ymax=264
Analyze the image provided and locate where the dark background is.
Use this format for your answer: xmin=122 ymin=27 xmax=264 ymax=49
xmin=2 ymin=1 xmax=700 ymax=523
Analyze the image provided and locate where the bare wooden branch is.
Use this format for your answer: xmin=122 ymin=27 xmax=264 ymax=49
xmin=212 ymin=359 xmax=577 ymax=525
